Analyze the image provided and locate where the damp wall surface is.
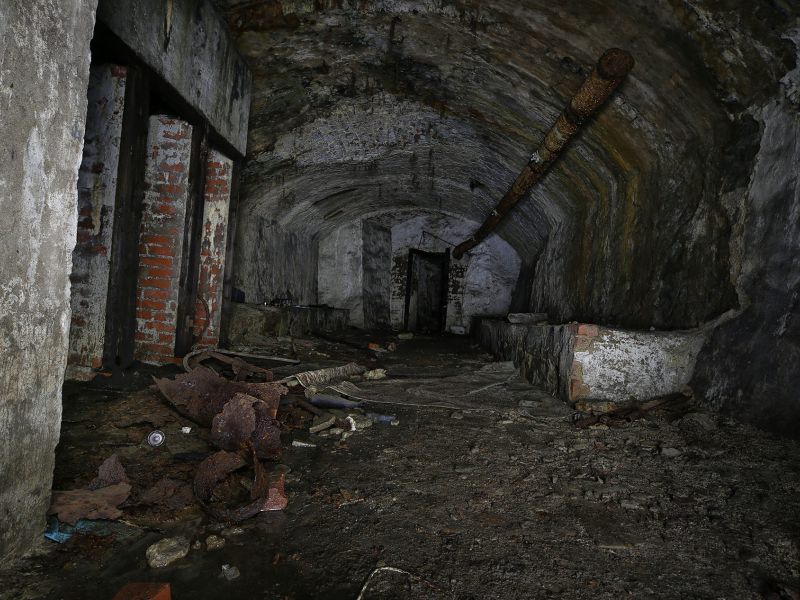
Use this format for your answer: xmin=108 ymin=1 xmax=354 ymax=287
xmin=234 ymin=218 xmax=319 ymax=306
xmin=97 ymin=0 xmax=251 ymax=155
xmin=0 ymin=0 xmax=99 ymax=563
xmin=362 ymin=220 xmax=392 ymax=329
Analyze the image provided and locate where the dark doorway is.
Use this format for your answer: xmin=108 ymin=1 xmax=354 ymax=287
xmin=404 ymin=249 xmax=449 ymax=333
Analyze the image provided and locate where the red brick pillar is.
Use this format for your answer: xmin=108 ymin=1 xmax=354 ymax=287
xmin=193 ymin=149 xmax=234 ymax=348
xmin=134 ymin=116 xmax=193 ymax=364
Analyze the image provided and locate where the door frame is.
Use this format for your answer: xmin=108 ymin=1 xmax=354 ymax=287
xmin=403 ymin=248 xmax=449 ymax=333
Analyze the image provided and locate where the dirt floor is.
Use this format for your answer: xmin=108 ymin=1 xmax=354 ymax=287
xmin=2 ymin=334 xmax=800 ymax=599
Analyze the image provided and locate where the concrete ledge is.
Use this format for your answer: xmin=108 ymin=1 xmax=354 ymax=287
xmin=227 ymin=303 xmax=349 ymax=345
xmin=474 ymin=318 xmax=705 ymax=405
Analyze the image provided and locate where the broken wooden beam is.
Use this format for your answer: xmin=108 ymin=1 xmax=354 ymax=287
xmin=452 ymin=48 xmax=634 ymax=259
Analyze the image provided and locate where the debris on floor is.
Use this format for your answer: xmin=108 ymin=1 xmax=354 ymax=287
xmin=145 ymin=536 xmax=190 ymax=568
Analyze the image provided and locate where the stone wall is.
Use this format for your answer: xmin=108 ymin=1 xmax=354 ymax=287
xmin=0 ymin=0 xmax=98 ymax=564
xmin=67 ymin=65 xmax=127 ymax=377
xmin=692 ymin=68 xmax=800 ymax=435
xmin=134 ymin=116 xmax=193 ymax=364
xmin=194 ymin=149 xmax=234 ymax=348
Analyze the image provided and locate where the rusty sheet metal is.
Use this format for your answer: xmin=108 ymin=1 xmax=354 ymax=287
xmin=48 ymin=483 xmax=132 ymax=525
xmin=452 ymin=48 xmax=634 ymax=259
xmin=153 ymin=366 xmax=286 ymax=426
xmin=210 ymin=393 xmax=283 ymax=460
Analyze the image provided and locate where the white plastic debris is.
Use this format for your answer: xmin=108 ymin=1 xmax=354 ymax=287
xmin=181 ymin=426 xmax=192 ymax=434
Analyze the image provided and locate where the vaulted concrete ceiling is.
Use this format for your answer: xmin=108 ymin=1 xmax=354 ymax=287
xmin=213 ymin=0 xmax=794 ymax=260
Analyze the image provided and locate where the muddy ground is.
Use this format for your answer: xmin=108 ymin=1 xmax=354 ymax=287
xmin=2 ymin=335 xmax=799 ymax=599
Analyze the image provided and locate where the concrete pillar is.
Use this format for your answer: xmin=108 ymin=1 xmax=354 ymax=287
xmin=66 ymin=64 xmax=128 ymax=379
xmin=0 ymin=0 xmax=98 ymax=562
xmin=134 ymin=116 xmax=193 ymax=364
xmin=194 ymin=149 xmax=234 ymax=348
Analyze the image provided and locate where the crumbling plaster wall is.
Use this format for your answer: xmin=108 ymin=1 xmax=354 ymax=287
xmin=318 ymin=222 xmax=365 ymax=327
xmin=362 ymin=220 xmax=392 ymax=329
xmin=0 ymin=0 xmax=98 ymax=562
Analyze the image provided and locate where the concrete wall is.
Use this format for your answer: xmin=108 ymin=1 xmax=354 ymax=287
xmin=319 ymin=222 xmax=364 ymax=326
xmin=67 ymin=65 xmax=127 ymax=378
xmin=389 ymin=213 xmax=520 ymax=333
xmin=362 ymin=220 xmax=392 ymax=329
xmin=0 ymin=0 xmax=98 ymax=562
xmin=97 ymin=0 xmax=251 ymax=155
xmin=227 ymin=303 xmax=349 ymax=344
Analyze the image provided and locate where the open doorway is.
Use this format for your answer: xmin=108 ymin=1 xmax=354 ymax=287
xmin=404 ymin=249 xmax=449 ymax=333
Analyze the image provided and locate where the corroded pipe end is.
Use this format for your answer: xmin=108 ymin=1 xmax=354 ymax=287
xmin=597 ymin=48 xmax=635 ymax=80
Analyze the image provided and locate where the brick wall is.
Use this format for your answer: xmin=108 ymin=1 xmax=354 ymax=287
xmin=193 ymin=149 xmax=233 ymax=348
xmin=67 ymin=64 xmax=127 ymax=378
xmin=134 ymin=116 xmax=193 ymax=364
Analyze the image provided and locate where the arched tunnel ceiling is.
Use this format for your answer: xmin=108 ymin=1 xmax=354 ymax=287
xmin=213 ymin=0 xmax=795 ymax=260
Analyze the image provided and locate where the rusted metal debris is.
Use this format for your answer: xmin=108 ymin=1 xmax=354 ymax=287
xmin=210 ymin=393 xmax=283 ymax=460
xmin=48 ymin=483 xmax=132 ymax=525
xmin=153 ymin=366 xmax=286 ymax=426
xmin=452 ymin=48 xmax=635 ymax=259
xmin=193 ymin=448 xmax=287 ymax=522
xmin=88 ymin=454 xmax=129 ymax=490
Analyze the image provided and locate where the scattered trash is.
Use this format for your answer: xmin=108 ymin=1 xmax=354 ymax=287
xmin=367 ymin=413 xmax=400 ymax=426
xmin=363 ymin=368 xmax=387 ymax=380
xmin=386 ymin=342 xmax=397 ymax=352
xmin=48 ymin=483 xmax=131 ymax=525
xmin=88 ymin=454 xmax=128 ymax=490
xmin=205 ymin=534 xmax=225 ymax=551
xmin=181 ymin=426 xmax=192 ymax=434
xmin=44 ymin=517 xmax=112 ymax=544
xmin=279 ymin=363 xmax=366 ymax=388
xmin=147 ymin=430 xmax=166 ymax=447
xmin=397 ymin=332 xmax=414 ymax=340
xmin=221 ymin=527 xmax=245 ymax=537
xmin=367 ymin=342 xmax=387 ymax=353
xmin=309 ymin=394 xmax=363 ymax=410
xmin=449 ymin=325 xmax=466 ymax=335
xmin=291 ymin=440 xmax=317 ymax=449
xmin=146 ymin=536 xmax=189 ymax=568
xmin=309 ymin=413 xmax=336 ymax=434
xmin=221 ymin=564 xmax=241 ymax=581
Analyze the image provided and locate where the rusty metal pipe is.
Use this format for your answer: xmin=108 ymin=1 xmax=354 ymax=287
xmin=452 ymin=48 xmax=634 ymax=259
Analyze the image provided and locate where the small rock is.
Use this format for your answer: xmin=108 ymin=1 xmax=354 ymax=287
xmin=328 ymin=427 xmax=344 ymax=435
xmin=679 ymin=412 xmax=717 ymax=432
xmin=221 ymin=564 xmax=240 ymax=580
xmin=221 ymin=526 xmax=244 ymax=537
xmin=450 ymin=411 xmax=464 ymax=420
xmin=661 ymin=447 xmax=682 ymax=458
xmin=397 ymin=332 xmax=414 ymax=340
xmin=192 ymin=540 xmax=202 ymax=550
xmin=205 ymin=535 xmax=225 ymax=551
xmin=145 ymin=536 xmax=189 ymax=568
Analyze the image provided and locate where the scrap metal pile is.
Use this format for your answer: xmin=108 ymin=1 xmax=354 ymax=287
xmin=47 ymin=349 xmax=393 ymax=534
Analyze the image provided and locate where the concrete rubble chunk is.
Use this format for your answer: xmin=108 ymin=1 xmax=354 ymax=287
xmin=146 ymin=536 xmax=190 ymax=568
